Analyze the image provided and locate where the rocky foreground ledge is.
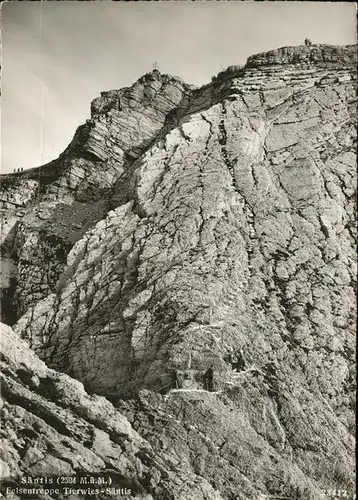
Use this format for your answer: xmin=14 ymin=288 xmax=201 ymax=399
xmin=0 ymin=323 xmax=222 ymax=500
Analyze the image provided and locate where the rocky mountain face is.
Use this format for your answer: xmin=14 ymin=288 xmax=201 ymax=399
xmin=1 ymin=44 xmax=356 ymax=499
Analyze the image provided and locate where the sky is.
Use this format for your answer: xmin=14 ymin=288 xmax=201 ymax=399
xmin=1 ymin=1 xmax=356 ymax=173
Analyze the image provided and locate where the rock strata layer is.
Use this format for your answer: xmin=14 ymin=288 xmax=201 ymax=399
xmin=1 ymin=44 xmax=356 ymax=499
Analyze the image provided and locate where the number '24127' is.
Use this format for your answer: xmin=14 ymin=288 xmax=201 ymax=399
xmin=321 ymin=490 xmax=355 ymax=500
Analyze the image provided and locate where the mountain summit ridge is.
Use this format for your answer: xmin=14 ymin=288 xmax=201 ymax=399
xmin=245 ymin=43 xmax=357 ymax=67
xmin=1 ymin=43 xmax=356 ymax=178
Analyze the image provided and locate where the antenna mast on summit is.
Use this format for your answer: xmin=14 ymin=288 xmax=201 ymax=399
xmin=153 ymin=61 xmax=160 ymax=71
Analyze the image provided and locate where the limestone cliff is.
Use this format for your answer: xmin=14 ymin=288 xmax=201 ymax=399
xmin=1 ymin=44 xmax=357 ymax=499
